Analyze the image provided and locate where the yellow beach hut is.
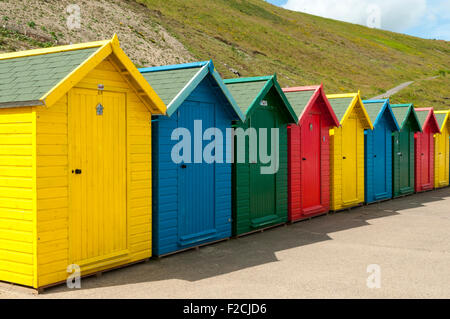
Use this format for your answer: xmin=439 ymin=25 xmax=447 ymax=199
xmin=0 ymin=36 xmax=166 ymax=290
xmin=434 ymin=110 xmax=450 ymax=188
xmin=326 ymin=92 xmax=373 ymax=211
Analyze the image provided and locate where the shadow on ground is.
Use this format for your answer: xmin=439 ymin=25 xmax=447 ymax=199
xmin=44 ymin=187 xmax=450 ymax=294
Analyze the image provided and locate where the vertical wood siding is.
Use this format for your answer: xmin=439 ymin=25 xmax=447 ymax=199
xmin=415 ymin=128 xmax=435 ymax=192
xmin=365 ymin=116 xmax=394 ymax=203
xmin=233 ymin=87 xmax=289 ymax=236
xmin=392 ymin=120 xmax=416 ymax=198
xmin=35 ymin=57 xmax=153 ymax=287
xmin=330 ymin=107 xmax=365 ymax=211
xmin=434 ymin=127 xmax=449 ymax=188
xmin=288 ymin=97 xmax=331 ymax=222
xmin=153 ymin=75 xmax=233 ymax=256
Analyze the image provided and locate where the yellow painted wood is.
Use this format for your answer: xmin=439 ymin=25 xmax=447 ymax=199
xmin=0 ymin=107 xmax=36 ymax=287
xmin=434 ymin=111 xmax=450 ymax=188
xmin=0 ymin=40 xmax=159 ymax=288
xmin=328 ymin=93 xmax=371 ymax=211
xmin=68 ymin=88 xmax=127 ymax=265
xmin=0 ymin=40 xmax=109 ymax=61
xmin=342 ymin=117 xmax=359 ymax=203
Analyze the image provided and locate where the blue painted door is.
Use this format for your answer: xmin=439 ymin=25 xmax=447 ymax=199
xmin=374 ymin=121 xmax=388 ymax=198
xmin=177 ymin=101 xmax=216 ymax=246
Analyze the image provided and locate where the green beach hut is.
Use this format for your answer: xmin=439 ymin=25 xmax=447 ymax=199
xmin=391 ymin=104 xmax=422 ymax=197
xmin=224 ymin=75 xmax=297 ymax=236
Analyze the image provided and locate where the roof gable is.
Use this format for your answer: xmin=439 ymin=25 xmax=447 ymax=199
xmin=0 ymin=35 xmax=166 ymax=114
xmin=362 ymin=99 xmax=400 ymax=131
xmin=326 ymin=92 xmax=373 ymax=129
xmin=282 ymin=84 xmax=339 ymax=127
xmin=224 ymin=75 xmax=297 ymax=123
xmin=415 ymin=108 xmax=441 ymax=133
xmin=0 ymin=45 xmax=101 ymax=107
xmin=139 ymin=61 xmax=244 ymax=121
xmin=391 ymin=104 xmax=422 ymax=132
xmin=434 ymin=111 xmax=449 ymax=133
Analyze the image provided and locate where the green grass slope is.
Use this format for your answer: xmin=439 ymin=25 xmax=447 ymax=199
xmin=139 ymin=0 xmax=449 ymax=108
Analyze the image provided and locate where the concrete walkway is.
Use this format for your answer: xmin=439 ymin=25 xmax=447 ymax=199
xmin=1 ymin=188 xmax=450 ymax=299
xmin=370 ymin=76 xmax=439 ymax=100
xmin=370 ymin=81 xmax=414 ymax=100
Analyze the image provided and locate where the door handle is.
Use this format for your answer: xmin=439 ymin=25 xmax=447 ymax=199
xmin=302 ymin=157 xmax=307 ymax=161
xmin=72 ymin=169 xmax=82 ymax=174
xmin=343 ymin=156 xmax=346 ymax=159
xmin=181 ymin=164 xmax=187 ymax=169
xmin=397 ymin=152 xmax=402 ymax=156
xmin=374 ymin=155 xmax=377 ymax=158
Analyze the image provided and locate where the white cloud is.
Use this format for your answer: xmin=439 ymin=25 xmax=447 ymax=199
xmin=282 ymin=0 xmax=427 ymax=32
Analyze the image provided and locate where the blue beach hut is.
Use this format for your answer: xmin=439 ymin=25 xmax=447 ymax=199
xmin=140 ymin=61 xmax=244 ymax=256
xmin=363 ymin=99 xmax=400 ymax=203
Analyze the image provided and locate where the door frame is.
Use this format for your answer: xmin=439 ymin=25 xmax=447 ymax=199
xmin=248 ymin=106 xmax=279 ymax=227
xmin=374 ymin=122 xmax=390 ymax=199
xmin=176 ymin=102 xmax=217 ymax=247
xmin=67 ymin=88 xmax=130 ymax=270
xmin=300 ymin=112 xmax=323 ymax=214
xmin=342 ymin=115 xmax=359 ymax=205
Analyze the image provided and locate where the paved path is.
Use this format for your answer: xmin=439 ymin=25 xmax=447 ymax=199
xmin=370 ymin=76 xmax=439 ymax=100
xmin=1 ymin=188 xmax=450 ymax=299
xmin=370 ymin=81 xmax=415 ymax=100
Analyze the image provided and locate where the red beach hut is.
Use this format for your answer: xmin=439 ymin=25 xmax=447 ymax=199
xmin=283 ymin=85 xmax=340 ymax=222
xmin=414 ymin=108 xmax=441 ymax=192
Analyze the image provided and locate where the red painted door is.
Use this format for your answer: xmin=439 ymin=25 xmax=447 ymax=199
xmin=301 ymin=113 xmax=321 ymax=210
xmin=420 ymin=129 xmax=432 ymax=188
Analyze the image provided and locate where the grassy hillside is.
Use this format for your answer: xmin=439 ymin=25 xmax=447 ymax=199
xmin=138 ymin=0 xmax=449 ymax=108
xmin=393 ymin=76 xmax=450 ymax=109
xmin=0 ymin=0 xmax=448 ymax=109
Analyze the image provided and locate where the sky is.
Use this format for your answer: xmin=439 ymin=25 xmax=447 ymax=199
xmin=266 ymin=0 xmax=450 ymax=40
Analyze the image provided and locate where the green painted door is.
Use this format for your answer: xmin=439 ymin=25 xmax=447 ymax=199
xmin=393 ymin=122 xmax=415 ymax=197
xmin=249 ymin=107 xmax=277 ymax=228
xmin=398 ymin=124 xmax=411 ymax=192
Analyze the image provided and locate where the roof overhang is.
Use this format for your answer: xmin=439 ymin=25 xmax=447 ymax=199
xmin=327 ymin=92 xmax=374 ymax=130
xmin=435 ymin=110 xmax=450 ymax=133
xmin=363 ymin=99 xmax=400 ymax=131
xmin=249 ymin=74 xmax=298 ymax=123
xmin=283 ymin=84 xmax=340 ymax=127
xmin=0 ymin=35 xmax=166 ymax=114
xmin=139 ymin=60 xmax=245 ymax=121
xmin=415 ymin=107 xmax=441 ymax=134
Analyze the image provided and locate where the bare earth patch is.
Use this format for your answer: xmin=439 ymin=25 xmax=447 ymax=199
xmin=0 ymin=0 xmax=193 ymax=67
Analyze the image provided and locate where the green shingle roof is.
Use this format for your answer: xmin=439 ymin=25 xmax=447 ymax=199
xmin=224 ymin=80 xmax=267 ymax=115
xmin=415 ymin=110 xmax=429 ymax=129
xmin=284 ymin=90 xmax=315 ymax=119
xmin=327 ymin=97 xmax=354 ymax=122
xmin=364 ymin=102 xmax=385 ymax=124
xmin=391 ymin=105 xmax=410 ymax=128
xmin=140 ymin=67 xmax=201 ymax=106
xmin=0 ymin=47 xmax=99 ymax=105
xmin=435 ymin=112 xmax=447 ymax=130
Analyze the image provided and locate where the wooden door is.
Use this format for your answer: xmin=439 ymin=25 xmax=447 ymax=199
xmin=301 ymin=113 xmax=321 ymax=210
xmin=69 ymin=88 xmax=127 ymax=267
xmin=250 ymin=107 xmax=276 ymax=223
xmin=342 ymin=117 xmax=358 ymax=203
xmin=177 ymin=102 xmax=216 ymax=246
